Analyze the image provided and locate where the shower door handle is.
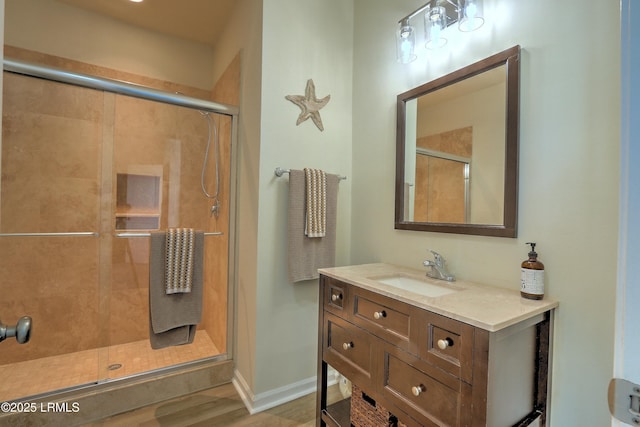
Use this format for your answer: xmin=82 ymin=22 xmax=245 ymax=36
xmin=0 ymin=316 xmax=32 ymax=344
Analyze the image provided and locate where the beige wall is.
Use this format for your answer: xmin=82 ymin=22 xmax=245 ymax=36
xmin=4 ymin=0 xmax=215 ymax=90
xmin=352 ymin=0 xmax=619 ymax=425
xmin=208 ymin=0 xmax=263 ymax=400
xmin=226 ymin=0 xmax=354 ymax=406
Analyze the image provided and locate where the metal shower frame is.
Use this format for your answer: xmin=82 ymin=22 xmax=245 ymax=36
xmin=1 ymin=56 xmax=240 ymax=382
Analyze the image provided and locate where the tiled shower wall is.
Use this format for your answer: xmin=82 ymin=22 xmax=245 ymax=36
xmin=0 ymin=47 xmax=237 ymax=365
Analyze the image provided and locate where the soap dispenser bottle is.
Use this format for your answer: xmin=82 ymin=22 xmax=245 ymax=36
xmin=521 ymin=242 xmax=545 ymax=300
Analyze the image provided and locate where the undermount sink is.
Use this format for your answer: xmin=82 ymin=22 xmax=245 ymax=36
xmin=373 ymin=274 xmax=462 ymax=298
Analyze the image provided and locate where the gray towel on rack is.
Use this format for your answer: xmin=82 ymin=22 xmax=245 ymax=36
xmin=149 ymin=230 xmax=204 ymax=349
xmin=288 ymin=169 xmax=339 ymax=283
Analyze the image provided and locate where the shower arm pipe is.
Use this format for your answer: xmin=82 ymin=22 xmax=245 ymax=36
xmin=3 ymin=58 xmax=239 ymax=117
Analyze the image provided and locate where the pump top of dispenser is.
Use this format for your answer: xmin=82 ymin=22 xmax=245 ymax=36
xmin=526 ymin=242 xmax=537 ymax=259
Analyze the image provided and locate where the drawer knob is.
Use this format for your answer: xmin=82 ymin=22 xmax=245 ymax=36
xmin=411 ymin=384 xmax=426 ymax=397
xmin=437 ymin=337 xmax=454 ymax=350
xmin=331 ymin=293 xmax=343 ymax=302
xmin=342 ymin=341 xmax=354 ymax=350
xmin=373 ymin=310 xmax=386 ymax=320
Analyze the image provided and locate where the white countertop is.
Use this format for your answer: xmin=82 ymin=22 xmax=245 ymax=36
xmin=318 ymin=263 xmax=558 ymax=332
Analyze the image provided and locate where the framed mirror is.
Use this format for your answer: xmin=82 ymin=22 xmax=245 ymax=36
xmin=395 ymin=45 xmax=520 ymax=237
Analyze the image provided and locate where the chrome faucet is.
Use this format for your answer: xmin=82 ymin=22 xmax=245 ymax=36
xmin=423 ymin=250 xmax=455 ymax=282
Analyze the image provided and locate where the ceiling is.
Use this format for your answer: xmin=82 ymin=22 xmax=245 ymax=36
xmin=57 ymin=0 xmax=236 ymax=47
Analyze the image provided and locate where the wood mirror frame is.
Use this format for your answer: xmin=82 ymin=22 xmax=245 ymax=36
xmin=395 ymin=45 xmax=520 ymax=237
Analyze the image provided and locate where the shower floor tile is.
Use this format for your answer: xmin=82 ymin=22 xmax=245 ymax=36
xmin=0 ymin=331 xmax=219 ymax=402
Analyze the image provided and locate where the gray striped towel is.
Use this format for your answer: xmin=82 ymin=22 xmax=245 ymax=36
xmin=287 ymin=170 xmax=339 ymax=282
xmin=165 ymin=228 xmax=195 ymax=294
xmin=304 ymin=168 xmax=326 ymax=238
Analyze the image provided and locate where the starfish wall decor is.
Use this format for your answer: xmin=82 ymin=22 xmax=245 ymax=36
xmin=285 ymin=79 xmax=330 ymax=131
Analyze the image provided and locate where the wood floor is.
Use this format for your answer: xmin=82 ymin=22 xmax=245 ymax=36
xmin=86 ymin=383 xmax=342 ymax=427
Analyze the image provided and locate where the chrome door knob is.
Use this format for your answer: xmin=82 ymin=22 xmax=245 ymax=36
xmin=0 ymin=316 xmax=32 ymax=344
xmin=342 ymin=341 xmax=353 ymax=350
xmin=331 ymin=293 xmax=343 ymax=302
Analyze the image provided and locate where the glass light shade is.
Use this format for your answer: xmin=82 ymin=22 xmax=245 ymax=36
xmin=458 ymin=0 xmax=484 ymax=32
xmin=396 ymin=21 xmax=417 ymax=64
xmin=425 ymin=6 xmax=447 ymax=49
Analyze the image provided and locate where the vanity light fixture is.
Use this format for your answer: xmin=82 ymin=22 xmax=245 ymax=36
xmin=396 ymin=0 xmax=484 ymax=63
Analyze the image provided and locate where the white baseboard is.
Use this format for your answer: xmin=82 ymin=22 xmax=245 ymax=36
xmin=232 ymin=368 xmax=339 ymax=415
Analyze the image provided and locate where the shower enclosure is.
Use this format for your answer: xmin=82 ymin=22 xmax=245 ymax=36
xmin=0 ymin=58 xmax=237 ymax=406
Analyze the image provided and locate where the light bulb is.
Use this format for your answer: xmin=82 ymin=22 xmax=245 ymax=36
xmin=401 ymin=39 xmax=412 ymax=56
xmin=396 ymin=21 xmax=417 ymax=64
xmin=425 ymin=6 xmax=447 ymax=49
xmin=458 ymin=0 xmax=484 ymax=32
xmin=465 ymin=3 xmax=477 ymax=19
xmin=431 ymin=25 xmax=442 ymax=44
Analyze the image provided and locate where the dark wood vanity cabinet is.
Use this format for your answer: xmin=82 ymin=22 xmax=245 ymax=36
xmin=317 ymin=274 xmax=553 ymax=427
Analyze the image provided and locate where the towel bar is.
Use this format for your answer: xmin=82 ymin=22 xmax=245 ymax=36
xmin=0 ymin=232 xmax=98 ymax=237
xmin=274 ymin=167 xmax=347 ymax=180
xmin=0 ymin=232 xmax=224 ymax=238
xmin=115 ymin=232 xmax=223 ymax=238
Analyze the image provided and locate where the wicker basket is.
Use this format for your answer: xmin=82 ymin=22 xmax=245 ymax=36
xmin=350 ymin=384 xmax=407 ymax=427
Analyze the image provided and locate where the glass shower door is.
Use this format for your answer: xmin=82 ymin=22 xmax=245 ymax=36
xmin=105 ymin=95 xmax=224 ymax=378
xmin=0 ymin=72 xmax=107 ymax=400
xmin=0 ymin=68 xmax=230 ymax=402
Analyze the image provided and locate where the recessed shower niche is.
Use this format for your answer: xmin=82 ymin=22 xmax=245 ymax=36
xmin=115 ymin=167 xmax=163 ymax=230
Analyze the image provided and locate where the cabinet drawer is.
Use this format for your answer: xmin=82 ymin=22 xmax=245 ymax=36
xmin=323 ymin=276 xmax=349 ymax=315
xmin=323 ymin=312 xmax=375 ymax=388
xmin=420 ymin=311 xmax=475 ymax=383
xmin=352 ymin=287 xmax=418 ymax=354
xmin=382 ymin=347 xmax=463 ymax=427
